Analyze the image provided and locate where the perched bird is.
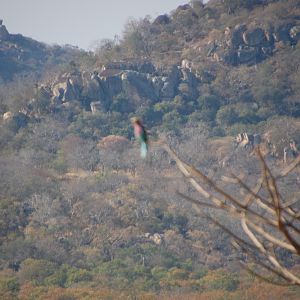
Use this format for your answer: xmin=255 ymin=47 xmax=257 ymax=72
xmin=131 ymin=117 xmax=148 ymax=158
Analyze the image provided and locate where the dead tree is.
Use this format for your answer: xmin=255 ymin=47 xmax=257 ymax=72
xmin=160 ymin=141 xmax=300 ymax=286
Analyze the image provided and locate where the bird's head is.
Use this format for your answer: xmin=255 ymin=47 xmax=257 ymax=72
xmin=130 ymin=117 xmax=141 ymax=125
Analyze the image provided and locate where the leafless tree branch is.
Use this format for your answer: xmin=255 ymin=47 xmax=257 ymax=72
xmin=160 ymin=141 xmax=300 ymax=286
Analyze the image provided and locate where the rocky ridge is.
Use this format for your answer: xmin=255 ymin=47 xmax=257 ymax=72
xmin=3 ymin=60 xmax=199 ymax=121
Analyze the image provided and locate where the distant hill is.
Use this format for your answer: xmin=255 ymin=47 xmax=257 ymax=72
xmin=0 ymin=20 xmax=86 ymax=81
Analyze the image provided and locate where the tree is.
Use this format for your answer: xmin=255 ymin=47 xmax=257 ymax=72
xmin=93 ymin=36 xmax=122 ymax=64
xmin=222 ymin=0 xmax=264 ymax=14
xmin=122 ymin=17 xmax=154 ymax=58
xmin=0 ymin=73 xmax=38 ymax=113
xmin=216 ymin=106 xmax=238 ymax=126
xmin=59 ymin=135 xmax=100 ymax=171
xmin=160 ymin=140 xmax=300 ymax=286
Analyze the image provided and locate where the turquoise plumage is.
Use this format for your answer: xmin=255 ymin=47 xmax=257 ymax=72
xmin=131 ymin=117 xmax=148 ymax=158
xmin=140 ymin=140 xmax=148 ymax=158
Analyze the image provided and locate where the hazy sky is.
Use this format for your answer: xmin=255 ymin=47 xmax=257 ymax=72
xmin=1 ymin=0 xmax=207 ymax=50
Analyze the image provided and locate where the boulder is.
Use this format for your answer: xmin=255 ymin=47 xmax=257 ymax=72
xmin=261 ymin=46 xmax=273 ymax=55
xmin=90 ymin=101 xmax=103 ymax=113
xmin=68 ymin=72 xmax=83 ymax=94
xmin=52 ymin=81 xmax=67 ymax=100
xmin=237 ymin=47 xmax=258 ymax=64
xmin=161 ymin=81 xmax=176 ymax=98
xmin=273 ymin=23 xmax=294 ymax=43
xmin=4 ymin=112 xmax=29 ymax=132
xmin=290 ymin=25 xmax=300 ymax=42
xmin=161 ymin=66 xmax=182 ymax=98
xmin=180 ymin=69 xmax=199 ymax=99
xmin=260 ymin=39 xmax=275 ymax=55
xmin=52 ymin=77 xmax=80 ymax=102
xmin=243 ymin=27 xmax=265 ymax=46
xmin=153 ymin=14 xmax=170 ymax=25
xmin=121 ymin=71 xmax=157 ymax=102
xmin=283 ymin=147 xmax=293 ymax=163
xmin=229 ymin=24 xmax=247 ymax=49
xmin=0 ymin=24 xmax=9 ymax=40
xmin=151 ymin=76 xmax=164 ymax=98
xmin=181 ymin=59 xmax=192 ymax=70
xmin=181 ymin=68 xmax=198 ymax=84
xmin=263 ymin=29 xmax=275 ymax=48
xmin=176 ymin=4 xmax=191 ymax=11
xmin=223 ymin=50 xmax=238 ymax=65
xmin=63 ymin=79 xmax=80 ymax=101
xmin=235 ymin=132 xmax=261 ymax=149
xmin=207 ymin=41 xmax=218 ymax=57
xmin=11 ymin=113 xmax=26 ymax=127
xmin=137 ymin=61 xmax=156 ymax=74
xmin=103 ymin=75 xmax=123 ymax=98
xmin=3 ymin=111 xmax=12 ymax=121
xmin=150 ymin=233 xmax=163 ymax=245
xmin=82 ymin=76 xmax=106 ymax=102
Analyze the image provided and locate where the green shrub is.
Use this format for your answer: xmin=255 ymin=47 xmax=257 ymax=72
xmin=162 ymin=110 xmax=185 ymax=131
xmin=200 ymin=270 xmax=240 ymax=292
xmin=198 ymin=94 xmax=220 ymax=111
xmin=216 ymin=106 xmax=238 ymax=126
xmin=0 ymin=276 xmax=20 ymax=296
xmin=52 ymin=151 xmax=68 ymax=174
xmin=151 ymin=266 xmax=168 ymax=280
xmin=45 ymin=265 xmax=92 ymax=288
xmin=167 ymin=267 xmax=189 ymax=280
xmin=65 ymin=268 xmax=92 ymax=287
xmin=19 ymin=258 xmax=57 ymax=285
xmin=44 ymin=265 xmax=69 ymax=287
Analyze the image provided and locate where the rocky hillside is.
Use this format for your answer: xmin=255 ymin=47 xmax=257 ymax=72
xmin=0 ymin=20 xmax=86 ymax=81
xmin=0 ymin=1 xmax=300 ymax=299
xmin=1 ymin=1 xmax=300 ymax=144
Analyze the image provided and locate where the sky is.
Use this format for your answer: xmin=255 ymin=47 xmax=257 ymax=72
xmin=1 ymin=0 xmax=207 ymax=50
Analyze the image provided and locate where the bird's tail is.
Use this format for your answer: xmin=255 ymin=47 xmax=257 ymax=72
xmin=140 ymin=141 xmax=148 ymax=158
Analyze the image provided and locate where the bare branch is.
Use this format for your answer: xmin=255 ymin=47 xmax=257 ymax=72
xmin=239 ymin=262 xmax=293 ymax=286
xmin=282 ymin=198 xmax=300 ymax=209
xmin=278 ymin=154 xmax=300 ymax=178
xmin=246 ymin=220 xmax=298 ymax=253
xmin=160 ymin=140 xmax=300 ymax=286
xmin=242 ymin=218 xmax=300 ymax=285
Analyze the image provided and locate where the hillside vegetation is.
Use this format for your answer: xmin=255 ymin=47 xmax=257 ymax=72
xmin=0 ymin=0 xmax=300 ymax=299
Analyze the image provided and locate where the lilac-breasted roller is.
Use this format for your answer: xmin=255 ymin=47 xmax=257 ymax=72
xmin=131 ymin=117 xmax=148 ymax=158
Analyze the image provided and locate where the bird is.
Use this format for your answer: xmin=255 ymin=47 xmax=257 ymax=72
xmin=131 ymin=117 xmax=148 ymax=158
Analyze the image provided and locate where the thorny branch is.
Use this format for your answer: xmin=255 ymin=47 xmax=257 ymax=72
xmin=161 ymin=141 xmax=300 ymax=286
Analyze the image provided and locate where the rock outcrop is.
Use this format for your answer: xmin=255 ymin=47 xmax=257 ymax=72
xmin=235 ymin=132 xmax=261 ymax=149
xmin=153 ymin=14 xmax=171 ymax=25
xmin=161 ymin=65 xmax=182 ymax=98
xmin=228 ymin=24 xmax=247 ymax=49
xmin=90 ymin=101 xmax=103 ymax=113
xmin=273 ymin=23 xmax=294 ymax=43
xmin=121 ymin=70 xmax=157 ymax=104
xmin=3 ymin=111 xmax=29 ymax=132
xmin=243 ymin=27 xmax=266 ymax=46
xmin=290 ymin=25 xmax=300 ymax=42
xmin=21 ymin=59 xmax=200 ymax=117
xmin=211 ymin=20 xmax=300 ymax=66
xmin=0 ymin=20 xmax=9 ymax=41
